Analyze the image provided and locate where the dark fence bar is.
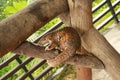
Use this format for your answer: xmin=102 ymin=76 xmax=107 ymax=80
xmin=0 ymin=54 xmax=18 ymax=69
xmin=106 ymin=0 xmax=119 ymax=23
xmin=92 ymin=0 xmax=107 ymax=13
xmin=18 ymin=60 xmax=46 ymax=80
xmin=0 ymin=57 xmax=33 ymax=80
xmin=34 ymin=21 xmax=63 ymax=43
xmin=93 ymin=0 xmax=119 ymax=24
xmin=16 ymin=57 xmax=34 ymax=80
xmin=11 ymin=21 xmax=62 ymax=80
xmin=34 ymin=66 xmax=53 ymax=80
xmin=97 ymin=10 xmax=120 ymax=30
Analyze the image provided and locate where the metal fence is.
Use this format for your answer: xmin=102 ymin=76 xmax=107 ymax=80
xmin=0 ymin=0 xmax=119 ymax=80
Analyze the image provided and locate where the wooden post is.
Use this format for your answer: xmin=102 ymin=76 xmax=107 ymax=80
xmin=76 ymin=47 xmax=92 ymax=80
xmin=82 ymin=27 xmax=120 ymax=80
xmin=60 ymin=0 xmax=93 ymax=80
xmin=0 ymin=0 xmax=68 ymax=57
xmin=13 ymin=41 xmax=104 ymax=69
xmin=67 ymin=0 xmax=120 ymax=79
xmin=76 ymin=67 xmax=92 ymax=80
xmin=63 ymin=0 xmax=120 ymax=79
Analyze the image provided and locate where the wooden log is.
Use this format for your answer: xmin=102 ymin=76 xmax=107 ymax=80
xmin=82 ymin=27 xmax=120 ymax=80
xmin=76 ymin=67 xmax=92 ymax=80
xmin=13 ymin=41 xmax=104 ymax=69
xmin=67 ymin=0 xmax=93 ymax=34
xmin=59 ymin=0 xmax=93 ymax=80
xmin=67 ymin=0 xmax=120 ymax=79
xmin=76 ymin=47 xmax=92 ymax=80
xmin=0 ymin=0 xmax=68 ymax=57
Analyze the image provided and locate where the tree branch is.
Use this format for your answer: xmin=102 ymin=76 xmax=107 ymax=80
xmin=13 ymin=41 xmax=104 ymax=69
xmin=82 ymin=27 xmax=120 ymax=79
xmin=0 ymin=0 xmax=68 ymax=57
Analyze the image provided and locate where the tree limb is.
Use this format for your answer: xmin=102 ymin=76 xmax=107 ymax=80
xmin=59 ymin=0 xmax=120 ymax=79
xmin=0 ymin=0 xmax=68 ymax=57
xmin=13 ymin=41 xmax=104 ymax=69
xmin=82 ymin=27 xmax=120 ymax=80
xmin=59 ymin=0 xmax=93 ymax=80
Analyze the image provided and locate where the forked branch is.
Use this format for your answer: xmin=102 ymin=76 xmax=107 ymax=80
xmin=13 ymin=41 xmax=104 ymax=69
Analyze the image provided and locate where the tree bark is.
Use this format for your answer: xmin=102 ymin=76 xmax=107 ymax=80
xmin=64 ymin=0 xmax=120 ymax=80
xmin=0 ymin=0 xmax=68 ymax=57
xmin=13 ymin=41 xmax=104 ymax=69
xmin=82 ymin=27 xmax=120 ymax=80
xmin=59 ymin=0 xmax=93 ymax=80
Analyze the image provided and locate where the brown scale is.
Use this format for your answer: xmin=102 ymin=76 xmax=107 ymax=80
xmin=38 ymin=27 xmax=81 ymax=67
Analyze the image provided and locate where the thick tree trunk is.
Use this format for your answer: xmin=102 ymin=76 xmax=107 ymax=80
xmin=14 ymin=41 xmax=104 ymax=69
xmin=82 ymin=27 xmax=120 ymax=80
xmin=68 ymin=0 xmax=93 ymax=34
xmin=0 ymin=0 xmax=68 ymax=57
xmin=66 ymin=0 xmax=120 ymax=80
xmin=59 ymin=0 xmax=92 ymax=80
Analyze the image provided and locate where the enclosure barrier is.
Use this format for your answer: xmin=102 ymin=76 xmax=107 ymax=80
xmin=0 ymin=0 xmax=119 ymax=80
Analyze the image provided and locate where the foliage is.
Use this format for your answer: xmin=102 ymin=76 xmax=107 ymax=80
xmin=0 ymin=0 xmax=27 ymax=20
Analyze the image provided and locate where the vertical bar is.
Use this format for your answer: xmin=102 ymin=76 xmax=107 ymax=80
xmin=0 ymin=57 xmax=34 ymax=80
xmin=0 ymin=54 xmax=18 ymax=69
xmin=18 ymin=60 xmax=46 ymax=80
xmin=16 ymin=57 xmax=34 ymax=80
xmin=106 ymin=0 xmax=119 ymax=23
xmin=34 ymin=66 xmax=53 ymax=80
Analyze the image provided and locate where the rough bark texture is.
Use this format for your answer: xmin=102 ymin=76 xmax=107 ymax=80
xmin=0 ymin=0 xmax=68 ymax=57
xmin=82 ymin=27 xmax=120 ymax=80
xmin=14 ymin=41 xmax=104 ymax=69
xmin=67 ymin=0 xmax=120 ymax=79
xmin=59 ymin=0 xmax=93 ymax=80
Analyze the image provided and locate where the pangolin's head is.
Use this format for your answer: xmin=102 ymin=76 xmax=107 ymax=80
xmin=38 ymin=33 xmax=53 ymax=46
